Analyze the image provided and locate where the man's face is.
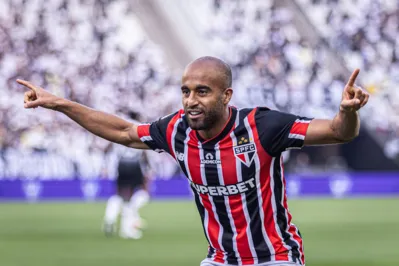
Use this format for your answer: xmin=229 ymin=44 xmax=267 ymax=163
xmin=181 ymin=63 xmax=230 ymax=131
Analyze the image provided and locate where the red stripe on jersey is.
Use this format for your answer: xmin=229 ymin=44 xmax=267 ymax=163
xmin=137 ymin=124 xmax=150 ymax=138
xmin=281 ymin=158 xmax=305 ymax=265
xmin=165 ymin=111 xmax=183 ymax=158
xmin=247 ymin=109 xmax=290 ymax=261
xmin=289 ymin=121 xmax=310 ymax=136
xmin=219 ymin=132 xmax=254 ymax=265
xmin=187 ymin=131 xmax=201 ymax=183
xmin=187 ymin=130 xmax=225 ymax=263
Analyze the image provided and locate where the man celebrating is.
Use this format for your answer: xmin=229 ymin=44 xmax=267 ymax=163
xmin=19 ymin=56 xmax=369 ymax=266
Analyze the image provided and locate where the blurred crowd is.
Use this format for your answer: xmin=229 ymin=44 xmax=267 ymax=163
xmin=0 ymin=0 xmax=398 ymax=179
xmin=202 ymin=0 xmax=399 ymax=164
xmin=296 ymin=0 xmax=399 ymax=160
xmin=0 ymin=0 xmax=180 ymax=179
xmin=203 ymin=0 xmax=344 ymax=115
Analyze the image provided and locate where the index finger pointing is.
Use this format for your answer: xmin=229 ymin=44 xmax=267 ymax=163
xmin=16 ymin=79 xmax=38 ymax=92
xmin=346 ymin=69 xmax=360 ymax=87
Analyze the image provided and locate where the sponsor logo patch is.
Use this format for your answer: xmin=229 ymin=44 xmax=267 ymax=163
xmin=191 ymin=177 xmax=256 ymax=196
xmin=200 ymin=153 xmax=221 ymax=165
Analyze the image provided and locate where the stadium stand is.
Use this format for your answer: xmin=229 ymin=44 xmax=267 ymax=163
xmin=1 ymin=0 xmax=398 ymax=180
xmin=192 ymin=0 xmax=399 ymax=164
xmin=0 ymin=0 xmax=180 ymax=179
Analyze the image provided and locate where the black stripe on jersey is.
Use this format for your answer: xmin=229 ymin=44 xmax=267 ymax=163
xmin=173 ymin=118 xmax=190 ymax=177
xmin=272 ymin=155 xmax=300 ymax=262
xmin=191 ymin=186 xmax=212 ymax=257
xmin=233 ymin=113 xmax=272 ymax=263
xmin=201 ymin=142 xmax=237 ymax=265
xmin=237 ymin=109 xmax=273 ymax=261
xmin=208 ymin=246 xmax=216 ymax=259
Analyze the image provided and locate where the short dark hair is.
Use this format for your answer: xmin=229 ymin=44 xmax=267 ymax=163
xmin=192 ymin=56 xmax=232 ymax=88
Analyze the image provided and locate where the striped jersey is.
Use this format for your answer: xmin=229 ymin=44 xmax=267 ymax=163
xmin=137 ymin=106 xmax=312 ymax=265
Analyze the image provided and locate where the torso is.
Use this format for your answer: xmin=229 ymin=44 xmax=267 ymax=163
xmin=167 ymin=107 xmax=304 ymax=265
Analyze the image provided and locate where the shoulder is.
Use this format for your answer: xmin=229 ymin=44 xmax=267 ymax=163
xmin=234 ymin=106 xmax=273 ymax=121
xmin=253 ymin=106 xmax=294 ymax=121
xmin=235 ymin=106 xmax=272 ymax=114
xmin=150 ymin=110 xmax=184 ymax=131
xmin=158 ymin=109 xmax=184 ymax=123
xmin=234 ymin=107 xmax=258 ymax=118
xmin=249 ymin=106 xmax=297 ymax=136
xmin=254 ymin=106 xmax=273 ymax=116
xmin=158 ymin=109 xmax=189 ymax=136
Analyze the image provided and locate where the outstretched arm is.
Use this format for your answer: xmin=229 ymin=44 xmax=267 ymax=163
xmin=18 ymin=79 xmax=149 ymax=149
xmin=304 ymin=69 xmax=370 ymax=145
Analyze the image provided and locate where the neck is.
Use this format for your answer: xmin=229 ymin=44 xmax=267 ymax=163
xmin=198 ymin=107 xmax=230 ymax=140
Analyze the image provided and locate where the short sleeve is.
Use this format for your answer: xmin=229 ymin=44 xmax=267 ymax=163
xmin=137 ymin=112 xmax=178 ymax=153
xmin=255 ymin=107 xmax=313 ymax=156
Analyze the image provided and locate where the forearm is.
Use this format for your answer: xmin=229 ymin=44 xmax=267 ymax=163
xmin=330 ymin=110 xmax=360 ymax=141
xmin=55 ymin=98 xmax=133 ymax=145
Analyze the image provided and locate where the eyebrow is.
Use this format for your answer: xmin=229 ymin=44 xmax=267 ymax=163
xmin=181 ymin=84 xmax=211 ymax=90
xmin=196 ymin=85 xmax=211 ymax=90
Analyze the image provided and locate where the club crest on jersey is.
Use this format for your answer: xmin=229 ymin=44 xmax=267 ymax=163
xmin=234 ymin=137 xmax=256 ymax=167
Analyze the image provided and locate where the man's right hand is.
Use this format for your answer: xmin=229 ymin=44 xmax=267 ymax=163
xmin=18 ymin=79 xmax=61 ymax=109
xmin=17 ymin=79 xmax=148 ymax=149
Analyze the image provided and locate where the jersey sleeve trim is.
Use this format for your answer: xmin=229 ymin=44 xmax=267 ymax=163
xmin=165 ymin=110 xmax=184 ymax=158
xmin=288 ymin=119 xmax=311 ymax=141
xmin=137 ymin=123 xmax=162 ymax=152
xmin=254 ymin=107 xmax=314 ymax=156
xmin=137 ymin=124 xmax=152 ymax=141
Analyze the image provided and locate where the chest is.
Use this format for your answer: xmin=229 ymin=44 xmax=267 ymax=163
xmin=173 ymin=130 xmax=261 ymax=185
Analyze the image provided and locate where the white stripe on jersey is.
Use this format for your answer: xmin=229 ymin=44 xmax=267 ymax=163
xmin=288 ymin=133 xmax=305 ymax=140
xmin=140 ymin=135 xmax=153 ymax=142
xmin=215 ymin=142 xmax=241 ymax=264
xmin=285 ymin=147 xmax=302 ymax=150
xmin=269 ymin=157 xmax=293 ymax=262
xmin=280 ymin=157 xmax=303 ymax=263
xmin=171 ymin=114 xmax=184 ymax=160
xmin=293 ymin=225 xmax=304 ymax=264
xmin=294 ymin=119 xmax=311 ymax=124
xmin=183 ymin=128 xmax=216 ymax=260
xmin=244 ymin=117 xmax=276 ymax=260
xmin=199 ymin=141 xmax=226 ymax=262
xmin=182 ymin=128 xmax=193 ymax=182
xmin=195 ymin=143 xmax=215 ymax=260
xmin=234 ymin=108 xmax=241 ymax=127
xmin=230 ymin=115 xmax=258 ymax=264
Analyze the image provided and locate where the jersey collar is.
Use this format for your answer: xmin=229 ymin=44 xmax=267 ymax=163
xmin=196 ymin=106 xmax=237 ymax=145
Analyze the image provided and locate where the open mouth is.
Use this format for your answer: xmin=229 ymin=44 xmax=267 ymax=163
xmin=187 ymin=110 xmax=204 ymax=119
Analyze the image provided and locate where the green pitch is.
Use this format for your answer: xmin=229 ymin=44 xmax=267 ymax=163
xmin=0 ymin=198 xmax=398 ymax=266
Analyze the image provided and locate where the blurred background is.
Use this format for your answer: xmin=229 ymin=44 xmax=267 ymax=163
xmin=0 ymin=0 xmax=398 ymax=266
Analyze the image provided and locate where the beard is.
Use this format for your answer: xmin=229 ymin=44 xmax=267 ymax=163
xmin=186 ymin=101 xmax=225 ymax=131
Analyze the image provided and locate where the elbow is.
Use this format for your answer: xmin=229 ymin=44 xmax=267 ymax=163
xmin=120 ymin=126 xmax=134 ymax=146
xmin=336 ymin=131 xmax=359 ymax=143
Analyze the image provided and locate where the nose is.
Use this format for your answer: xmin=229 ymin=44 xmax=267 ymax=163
xmin=185 ymin=93 xmax=199 ymax=108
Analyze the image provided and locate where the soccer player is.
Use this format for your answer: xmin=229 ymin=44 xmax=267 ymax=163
xmin=103 ymin=139 xmax=150 ymax=239
xmin=19 ymin=56 xmax=369 ymax=266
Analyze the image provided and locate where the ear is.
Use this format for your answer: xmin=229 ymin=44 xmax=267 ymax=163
xmin=223 ymin=88 xmax=233 ymax=105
